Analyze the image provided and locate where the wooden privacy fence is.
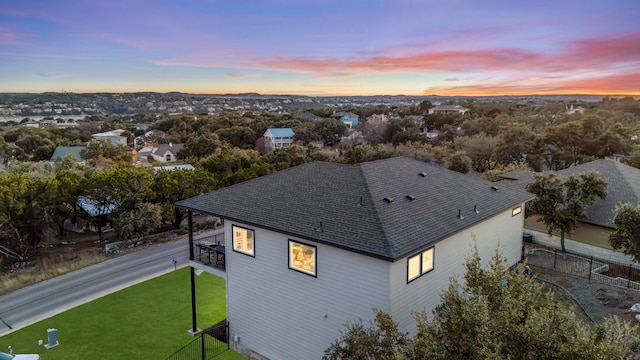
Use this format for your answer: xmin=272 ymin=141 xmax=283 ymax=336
xmin=525 ymin=244 xmax=640 ymax=291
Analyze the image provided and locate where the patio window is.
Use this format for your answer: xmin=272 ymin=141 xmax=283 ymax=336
xmin=407 ymin=247 xmax=434 ymax=283
xmin=289 ymin=240 xmax=316 ymax=277
xmin=232 ymin=225 xmax=254 ymax=257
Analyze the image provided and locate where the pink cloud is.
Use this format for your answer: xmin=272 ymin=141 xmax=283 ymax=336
xmin=424 ymin=70 xmax=640 ymax=96
xmin=0 ymin=27 xmax=24 ymax=45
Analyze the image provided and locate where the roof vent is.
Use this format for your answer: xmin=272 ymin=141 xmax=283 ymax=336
xmin=406 ymin=195 xmax=416 ymax=201
xmin=474 ymin=204 xmax=479 ymax=214
xmin=383 ymin=197 xmax=394 ymax=203
xmin=418 ymin=172 xmax=427 ymax=177
xmin=315 ymin=221 xmax=324 ymax=233
xmin=359 ymin=196 xmax=363 ymax=206
xmin=458 ymin=209 xmax=464 ymax=220
xmin=491 ymin=185 xmax=500 ymax=192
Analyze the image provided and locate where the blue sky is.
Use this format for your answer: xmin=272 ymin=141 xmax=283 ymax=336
xmin=1 ymin=0 xmax=639 ymax=95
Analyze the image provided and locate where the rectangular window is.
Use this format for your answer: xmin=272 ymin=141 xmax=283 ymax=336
xmin=512 ymin=206 xmax=522 ymax=216
xmin=232 ymin=225 xmax=255 ymax=257
xmin=289 ymin=240 xmax=316 ymax=277
xmin=407 ymin=247 xmax=435 ymax=283
xmin=408 ymin=254 xmax=421 ymax=281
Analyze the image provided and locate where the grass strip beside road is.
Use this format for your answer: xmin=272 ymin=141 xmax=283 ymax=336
xmin=0 ymin=267 xmax=243 ymax=360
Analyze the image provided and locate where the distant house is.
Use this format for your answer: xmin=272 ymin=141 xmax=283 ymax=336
xmin=176 ymin=156 xmax=532 ymax=360
xmin=49 ymin=146 xmax=85 ymax=163
xmin=333 ymin=112 xmax=360 ymax=129
xmin=139 ymin=143 xmax=183 ymax=163
xmin=263 ymin=128 xmax=295 ymax=151
xmin=367 ymin=113 xmax=388 ymax=125
xmin=566 ymin=104 xmax=586 ymax=114
xmin=91 ymin=129 xmax=128 ymax=146
xmin=295 ymin=111 xmax=322 ymax=121
xmin=134 ymin=129 xmax=168 ymax=148
xmin=428 ymin=104 xmax=469 ymax=115
xmin=499 ymin=159 xmax=640 ymax=262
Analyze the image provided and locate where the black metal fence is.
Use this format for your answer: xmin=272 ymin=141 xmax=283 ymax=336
xmin=525 ymin=244 xmax=640 ymax=290
xmin=165 ymin=320 xmax=229 ymax=360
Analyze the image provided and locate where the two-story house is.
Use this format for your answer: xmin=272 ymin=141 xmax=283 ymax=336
xmin=263 ymin=128 xmax=295 ymax=151
xmin=175 ymin=156 xmax=532 ymax=360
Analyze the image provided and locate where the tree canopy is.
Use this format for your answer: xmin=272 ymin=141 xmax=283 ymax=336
xmin=324 ymin=247 xmax=640 ymax=360
xmin=525 ymin=172 xmax=607 ymax=254
xmin=609 ymin=202 xmax=640 ymax=262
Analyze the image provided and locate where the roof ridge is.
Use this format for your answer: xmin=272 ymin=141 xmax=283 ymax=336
xmin=357 ymin=163 xmax=394 ymax=257
xmin=613 ymin=161 xmax=640 ymax=200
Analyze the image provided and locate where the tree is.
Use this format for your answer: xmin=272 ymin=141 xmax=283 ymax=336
xmin=81 ymin=139 xmax=132 ymax=167
xmin=153 ymin=168 xmax=219 ymax=229
xmin=526 ymin=172 xmax=607 ymax=255
xmin=447 ymin=151 xmax=472 ymax=174
xmin=178 ymin=133 xmax=223 ymax=160
xmin=609 ymin=202 xmax=640 ymax=262
xmin=313 ymin=118 xmax=347 ymax=146
xmin=324 ymin=247 xmax=640 ymax=359
xmin=47 ymin=168 xmax=84 ymax=238
xmin=542 ymin=121 xmax=585 ymax=170
xmin=494 ymin=123 xmax=536 ymax=166
xmin=111 ymin=202 xmax=162 ymax=242
xmin=456 ymin=133 xmax=498 ymax=173
xmin=0 ymin=172 xmax=55 ymax=263
xmin=324 ymin=309 xmax=409 ymax=360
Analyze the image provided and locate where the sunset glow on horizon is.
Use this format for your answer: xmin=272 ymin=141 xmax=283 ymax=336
xmin=1 ymin=1 xmax=639 ymax=96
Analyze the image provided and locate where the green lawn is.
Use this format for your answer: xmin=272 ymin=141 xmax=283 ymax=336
xmin=0 ymin=267 xmax=245 ymax=360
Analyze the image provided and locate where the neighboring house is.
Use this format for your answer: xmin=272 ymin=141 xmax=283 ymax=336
xmin=76 ymin=195 xmax=116 ymax=233
xmin=148 ymin=142 xmax=183 ymax=163
xmin=428 ymin=104 xmax=469 ymax=115
xmin=49 ymin=146 xmax=85 ymax=163
xmin=566 ymin=104 xmax=586 ymax=114
xmin=134 ymin=129 xmax=168 ymax=148
xmin=295 ymin=111 xmax=322 ymax=121
xmin=499 ymin=159 xmax=640 ymax=261
xmin=367 ymin=113 xmax=388 ymax=125
xmin=91 ymin=129 xmax=128 ymax=146
xmin=422 ymin=128 xmax=441 ymax=139
xmin=333 ymin=111 xmax=360 ymax=129
xmin=263 ymin=128 xmax=295 ymax=151
xmin=175 ymin=156 xmax=532 ymax=360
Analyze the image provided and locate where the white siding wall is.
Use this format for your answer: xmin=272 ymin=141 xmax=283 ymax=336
xmin=389 ymin=205 xmax=525 ymax=335
xmin=225 ymin=222 xmax=390 ymax=360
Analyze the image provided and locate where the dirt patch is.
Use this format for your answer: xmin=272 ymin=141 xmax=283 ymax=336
xmin=532 ymin=265 xmax=640 ymax=324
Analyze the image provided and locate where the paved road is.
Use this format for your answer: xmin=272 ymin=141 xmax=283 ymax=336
xmin=0 ymin=230 xmax=221 ymax=336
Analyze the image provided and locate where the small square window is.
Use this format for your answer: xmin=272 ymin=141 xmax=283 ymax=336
xmin=289 ymin=240 xmax=316 ymax=277
xmin=232 ymin=225 xmax=255 ymax=257
xmin=512 ymin=206 xmax=522 ymax=216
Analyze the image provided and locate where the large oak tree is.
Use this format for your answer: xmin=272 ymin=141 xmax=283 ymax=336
xmin=525 ymin=171 xmax=607 ymax=255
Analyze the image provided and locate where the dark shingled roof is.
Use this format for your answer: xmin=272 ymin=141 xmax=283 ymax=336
xmin=176 ymin=157 xmax=533 ymax=261
xmin=499 ymin=159 xmax=640 ymax=228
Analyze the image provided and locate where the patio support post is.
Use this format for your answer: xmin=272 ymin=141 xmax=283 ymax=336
xmin=188 ymin=210 xmax=200 ymax=335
